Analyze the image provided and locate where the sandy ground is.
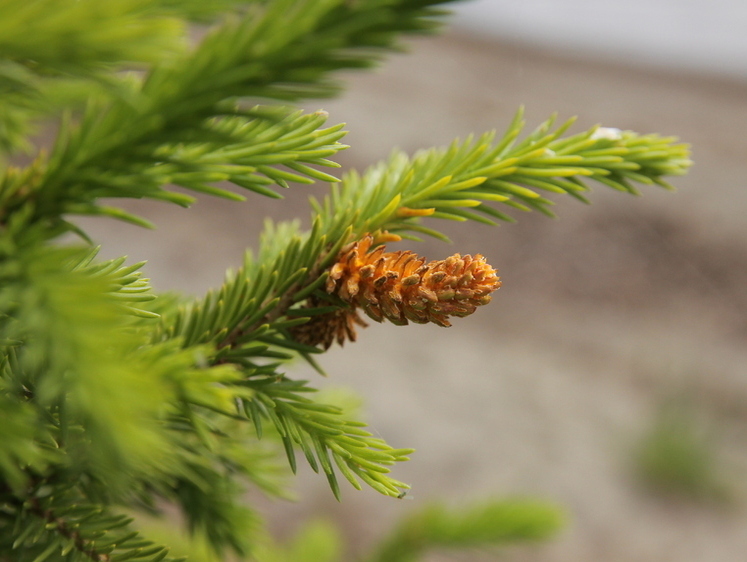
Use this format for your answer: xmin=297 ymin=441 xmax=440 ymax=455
xmin=79 ymin=30 xmax=747 ymax=562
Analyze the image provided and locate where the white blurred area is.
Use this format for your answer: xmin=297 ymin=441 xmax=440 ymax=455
xmin=452 ymin=0 xmax=747 ymax=79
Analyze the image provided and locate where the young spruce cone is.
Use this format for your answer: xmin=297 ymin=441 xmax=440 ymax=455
xmin=291 ymin=234 xmax=500 ymax=348
xmin=327 ymin=233 xmax=501 ymax=327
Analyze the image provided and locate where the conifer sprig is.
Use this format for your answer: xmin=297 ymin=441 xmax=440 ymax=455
xmin=186 ymin=113 xmax=689 ymax=361
xmin=1 ymin=482 xmax=185 ymax=562
xmin=143 ymin=0 xmax=452 ymax=106
xmin=154 ymin=225 xmax=416 ymax=499
xmin=149 ymin=111 xmax=690 ymax=500
xmin=0 ymin=107 xmax=348 ymax=232
xmin=313 ymin=109 xmax=692 ymax=242
xmin=0 ymin=240 xmax=268 ymax=509
xmin=244 ymin=378 xmax=413 ymax=500
xmin=0 ymin=0 xmax=695 ymax=557
xmin=71 ymin=249 xmax=158 ymax=318
xmin=1 ymin=0 xmax=454 ymax=235
xmin=0 ymin=0 xmax=187 ymax=153
xmin=0 ymin=0 xmax=459 ymax=516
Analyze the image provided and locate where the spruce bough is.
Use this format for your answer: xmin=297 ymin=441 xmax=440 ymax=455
xmin=0 ymin=1 xmax=690 ymax=560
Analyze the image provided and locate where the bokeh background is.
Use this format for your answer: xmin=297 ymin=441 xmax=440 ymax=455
xmin=80 ymin=2 xmax=747 ymax=560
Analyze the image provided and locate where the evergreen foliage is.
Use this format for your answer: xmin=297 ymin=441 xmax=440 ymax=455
xmin=0 ymin=0 xmax=691 ymax=560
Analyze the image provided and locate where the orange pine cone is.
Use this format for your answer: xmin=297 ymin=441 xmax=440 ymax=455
xmin=326 ymin=234 xmax=501 ymax=327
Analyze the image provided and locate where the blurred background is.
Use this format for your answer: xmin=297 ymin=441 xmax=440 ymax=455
xmin=80 ymin=1 xmax=747 ymax=560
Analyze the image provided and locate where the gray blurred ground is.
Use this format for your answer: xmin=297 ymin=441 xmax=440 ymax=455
xmin=81 ymin=31 xmax=747 ymax=562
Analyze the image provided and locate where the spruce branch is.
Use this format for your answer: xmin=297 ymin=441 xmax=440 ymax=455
xmin=243 ymin=377 xmax=414 ymax=500
xmin=150 ymin=110 xmax=690 ymax=499
xmin=70 ymin=248 xmax=158 ymax=319
xmin=157 ymin=266 xmax=416 ymax=500
xmin=0 ymin=0 xmax=187 ymax=154
xmin=143 ymin=0 xmax=454 ymax=106
xmin=1 ymin=0 xmax=453 ymax=234
xmin=0 ymin=482 xmax=185 ymax=562
xmin=180 ymin=112 xmax=690 ymax=358
xmin=0 ymin=240 xmax=260 ymax=502
xmin=313 ymin=109 xmax=692 ymax=242
xmin=0 ymin=245 xmax=174 ymax=485
xmin=0 ymin=0 xmax=257 ymax=154
xmin=0 ymin=0 xmax=697 ymax=558
xmin=0 ymin=107 xmax=348 ymax=233
xmin=0 ymin=246 xmax=285 ymax=553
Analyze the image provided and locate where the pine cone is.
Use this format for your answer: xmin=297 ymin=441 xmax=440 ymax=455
xmin=326 ymin=234 xmax=501 ymax=327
